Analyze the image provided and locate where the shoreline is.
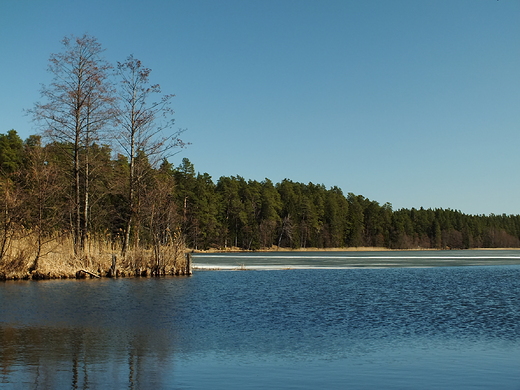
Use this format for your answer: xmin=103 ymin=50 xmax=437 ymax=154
xmin=0 ymin=266 xmax=193 ymax=282
xmin=3 ymin=247 xmax=519 ymax=281
xmin=191 ymin=246 xmax=520 ymax=254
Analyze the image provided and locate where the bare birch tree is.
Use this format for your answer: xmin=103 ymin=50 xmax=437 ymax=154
xmin=22 ymin=137 xmax=62 ymax=272
xmin=30 ymin=34 xmax=115 ymax=255
xmin=116 ymin=55 xmax=187 ymax=257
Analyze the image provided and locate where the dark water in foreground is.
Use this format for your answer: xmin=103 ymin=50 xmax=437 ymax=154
xmin=1 ymin=251 xmax=520 ymax=389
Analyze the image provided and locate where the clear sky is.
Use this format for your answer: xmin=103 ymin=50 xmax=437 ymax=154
xmin=1 ymin=0 xmax=519 ymax=215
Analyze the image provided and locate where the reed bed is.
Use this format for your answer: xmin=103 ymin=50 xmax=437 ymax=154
xmin=0 ymin=232 xmax=190 ymax=281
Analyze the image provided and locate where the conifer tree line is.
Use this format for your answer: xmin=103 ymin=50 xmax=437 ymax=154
xmin=170 ymin=158 xmax=520 ymax=250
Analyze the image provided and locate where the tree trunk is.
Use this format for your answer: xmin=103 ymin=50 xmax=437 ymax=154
xmin=122 ymin=131 xmax=135 ymax=258
xmin=74 ymin=133 xmax=81 ymax=256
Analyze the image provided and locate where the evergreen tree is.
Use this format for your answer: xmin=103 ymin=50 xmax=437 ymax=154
xmin=0 ymin=130 xmax=24 ymax=175
xmin=259 ymin=179 xmax=282 ymax=248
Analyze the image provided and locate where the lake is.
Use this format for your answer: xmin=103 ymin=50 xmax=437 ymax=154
xmin=1 ymin=250 xmax=520 ymax=389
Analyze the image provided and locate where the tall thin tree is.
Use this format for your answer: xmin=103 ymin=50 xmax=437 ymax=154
xmin=30 ymin=34 xmax=115 ymax=255
xmin=116 ymin=55 xmax=186 ymax=257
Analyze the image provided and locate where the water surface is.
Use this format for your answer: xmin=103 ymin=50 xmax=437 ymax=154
xmin=193 ymin=249 xmax=520 ymax=269
xmin=1 ymin=250 xmax=520 ymax=389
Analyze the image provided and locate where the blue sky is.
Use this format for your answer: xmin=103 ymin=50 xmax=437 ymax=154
xmin=1 ymin=0 xmax=519 ymax=215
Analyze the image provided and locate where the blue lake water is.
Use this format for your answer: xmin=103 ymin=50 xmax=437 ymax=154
xmin=1 ymin=250 xmax=520 ymax=389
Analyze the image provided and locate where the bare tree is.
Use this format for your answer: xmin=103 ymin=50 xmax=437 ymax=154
xmin=115 ymin=55 xmax=187 ymax=257
xmin=142 ymin=168 xmax=180 ymax=274
xmin=0 ymin=178 xmax=23 ymax=266
xmin=30 ymin=34 xmax=115 ymax=255
xmin=22 ymin=137 xmax=62 ymax=271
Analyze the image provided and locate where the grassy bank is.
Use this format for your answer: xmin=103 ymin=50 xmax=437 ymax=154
xmin=0 ymin=235 xmax=190 ymax=281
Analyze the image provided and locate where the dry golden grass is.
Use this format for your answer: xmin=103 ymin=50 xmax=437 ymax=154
xmin=0 ymin=233 xmax=190 ymax=280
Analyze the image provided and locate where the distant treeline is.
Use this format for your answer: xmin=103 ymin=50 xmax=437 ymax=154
xmin=172 ymin=158 xmax=520 ymax=250
xmin=2 ymin=131 xmax=520 ymax=254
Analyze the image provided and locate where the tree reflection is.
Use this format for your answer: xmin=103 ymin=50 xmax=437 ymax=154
xmin=0 ymin=326 xmax=176 ymax=388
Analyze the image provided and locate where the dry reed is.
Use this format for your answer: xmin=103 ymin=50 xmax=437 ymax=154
xmin=0 ymin=232 xmax=190 ymax=281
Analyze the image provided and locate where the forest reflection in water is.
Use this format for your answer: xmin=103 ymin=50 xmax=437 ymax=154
xmin=0 ymin=277 xmax=187 ymax=389
xmin=0 ymin=325 xmax=173 ymax=389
